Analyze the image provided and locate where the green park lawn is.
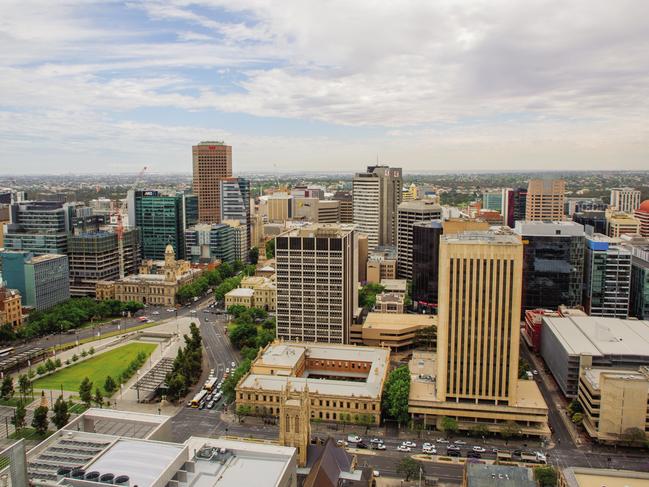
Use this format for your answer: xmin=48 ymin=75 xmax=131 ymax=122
xmin=33 ymin=342 xmax=156 ymax=395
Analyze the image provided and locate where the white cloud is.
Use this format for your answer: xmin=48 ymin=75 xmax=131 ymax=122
xmin=0 ymin=0 xmax=648 ymax=172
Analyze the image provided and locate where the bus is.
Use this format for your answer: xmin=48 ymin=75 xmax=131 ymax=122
xmin=203 ymin=376 xmax=218 ymax=392
xmin=190 ymin=390 xmax=208 ymax=408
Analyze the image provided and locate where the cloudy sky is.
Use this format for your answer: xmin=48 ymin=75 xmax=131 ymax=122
xmin=1 ymin=0 xmax=648 ymax=174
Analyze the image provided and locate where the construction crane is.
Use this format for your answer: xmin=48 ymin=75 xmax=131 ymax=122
xmin=113 ymin=166 xmax=148 ymax=278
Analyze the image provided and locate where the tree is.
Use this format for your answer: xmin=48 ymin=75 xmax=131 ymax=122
xmin=501 ymin=421 xmax=522 ymax=439
xmin=89 ymin=347 xmax=95 ymax=355
xmin=441 ymin=416 xmax=459 ymax=437
xmin=414 ymin=325 xmax=437 ymax=350
xmin=0 ymin=376 xmax=14 ymax=401
xmin=54 ymin=358 xmax=62 ymax=368
xmin=71 ymin=354 xmax=79 ymax=362
xmin=396 ymin=457 xmax=423 ymax=482
xmin=104 ymin=376 xmax=117 ymax=395
xmin=567 ymin=398 xmax=583 ymax=415
xmin=470 ymin=423 xmax=489 ymax=437
xmin=381 ymin=365 xmax=410 ymax=424
xmin=623 ymin=427 xmax=646 ymax=445
xmin=18 ymin=374 xmax=30 ymax=400
xmin=571 ymin=412 xmax=583 ymax=425
xmin=229 ymin=322 xmax=258 ymax=349
xmin=12 ymin=402 xmax=26 ymax=430
xmin=36 ymin=365 xmax=46 ymax=376
xmin=265 ymin=239 xmax=275 ymax=259
xmin=223 ymin=360 xmax=252 ymax=402
xmin=79 ymin=377 xmax=93 ymax=407
xmin=359 ymin=283 xmax=385 ymax=310
xmin=518 ymin=358 xmax=531 ymax=379
xmin=45 ymin=359 xmax=56 ymax=372
xmin=52 ymin=395 xmax=70 ymax=429
xmin=248 ymin=247 xmax=259 ymax=265
xmin=236 ymin=404 xmax=252 ymax=422
xmin=93 ymin=387 xmax=104 ymax=408
xmin=32 ymin=405 xmax=49 ymax=435
xmin=534 ymin=466 xmax=558 ymax=487
xmin=227 ymin=305 xmax=248 ymax=318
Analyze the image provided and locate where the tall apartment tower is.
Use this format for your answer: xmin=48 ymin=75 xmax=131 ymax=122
xmin=275 ymin=224 xmax=358 ymax=344
xmin=437 ymin=232 xmax=523 ymax=405
xmin=525 ymin=178 xmax=565 ymax=221
xmin=220 ymin=177 xmax=251 ymax=251
xmin=396 ymin=199 xmax=442 ymax=279
xmin=583 ymin=234 xmax=631 ymax=318
xmin=192 ymin=141 xmax=232 ymax=224
xmin=352 ymin=165 xmax=402 ymax=250
xmin=610 ymin=188 xmax=641 ymax=213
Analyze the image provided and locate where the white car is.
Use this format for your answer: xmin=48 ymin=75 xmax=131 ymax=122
xmin=336 ymin=440 xmax=348 ymax=447
xmin=454 ymin=440 xmax=466 ymax=445
xmin=225 ymin=368 xmax=230 ymax=374
xmin=152 ymin=311 xmax=160 ymax=315
xmin=436 ymin=438 xmax=449 ymax=444
xmin=190 ymin=310 xmax=197 ymax=314
xmin=472 ymin=446 xmax=486 ymax=453
xmin=422 ymin=447 xmax=437 ymax=454
xmin=422 ymin=442 xmax=432 ymax=449
xmin=166 ymin=308 xmax=175 ymax=312
xmin=231 ymin=361 xmax=236 ymax=368
xmin=402 ymin=441 xmax=416 ymax=448
xmin=373 ymin=470 xmax=380 ymax=477
xmin=397 ymin=445 xmax=411 ymax=452
xmin=374 ymin=443 xmax=386 ymax=450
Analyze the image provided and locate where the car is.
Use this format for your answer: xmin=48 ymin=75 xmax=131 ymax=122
xmin=447 ymin=445 xmax=460 ymax=451
xmin=190 ymin=310 xmax=197 ymax=314
xmin=207 ymin=401 xmax=215 ymax=409
xmin=356 ymin=442 xmax=368 ymax=449
xmin=225 ymin=368 xmax=230 ymax=374
xmin=152 ymin=311 xmax=160 ymax=315
xmin=231 ymin=361 xmax=237 ymax=368
xmin=347 ymin=435 xmax=362 ymax=443
xmin=199 ymin=402 xmax=206 ymax=410
xmin=436 ymin=438 xmax=449 ymax=444
xmin=166 ymin=308 xmax=175 ymax=312
xmin=402 ymin=441 xmax=416 ymax=448
xmin=373 ymin=470 xmax=380 ymax=478
xmin=374 ymin=443 xmax=386 ymax=450
xmin=397 ymin=445 xmax=411 ymax=452
xmin=454 ymin=440 xmax=466 ymax=445
xmin=448 ymin=450 xmax=461 ymax=457
xmin=210 ymin=369 xmax=215 ymax=376
xmin=533 ymin=369 xmax=539 ymax=375
xmin=472 ymin=446 xmax=486 ymax=453
xmin=422 ymin=442 xmax=432 ymax=449
xmin=422 ymin=447 xmax=436 ymax=454
xmin=369 ymin=438 xmax=384 ymax=444
xmin=336 ymin=440 xmax=348 ymax=447
xmin=203 ymin=309 xmax=210 ymax=313
xmin=491 ymin=448 xmax=499 ymax=454
xmin=466 ymin=451 xmax=481 ymax=459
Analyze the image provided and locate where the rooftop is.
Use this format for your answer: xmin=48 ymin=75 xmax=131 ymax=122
xmin=581 ymin=367 xmax=649 ymax=390
xmin=375 ymin=292 xmax=403 ymax=304
xmin=465 ymin=463 xmax=536 ymax=487
xmin=279 ymin=223 xmax=355 ymax=238
xmin=225 ymin=287 xmax=255 ymax=298
xmin=442 ymin=231 xmax=521 ymax=245
xmin=542 ymin=316 xmax=649 ymax=357
xmin=514 ymin=221 xmax=585 ymax=237
xmin=29 ymin=253 xmax=66 ymax=264
xmin=561 ymin=467 xmax=649 ymax=487
xmin=379 ymin=279 xmax=407 ymax=292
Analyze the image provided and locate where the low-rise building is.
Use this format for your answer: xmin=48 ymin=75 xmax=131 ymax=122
xmin=366 ymin=247 xmax=397 ymax=284
xmin=225 ymin=276 xmax=277 ymax=310
xmin=522 ymin=309 xmax=561 ymax=353
xmin=606 ymin=210 xmax=641 ymax=238
xmin=236 ymin=341 xmax=390 ymax=424
xmin=96 ymin=245 xmax=203 ymax=307
xmin=0 ymin=287 xmax=22 ymax=328
xmin=380 ymin=278 xmax=407 ymax=295
xmin=374 ymin=292 xmax=404 ymax=313
xmin=361 ymin=312 xmax=434 ymax=352
xmin=578 ymin=366 xmax=649 ymax=444
xmin=541 ymin=315 xmax=649 ymax=397
xmin=559 ymin=467 xmax=649 ymax=487
xmin=224 ymin=287 xmax=255 ymax=307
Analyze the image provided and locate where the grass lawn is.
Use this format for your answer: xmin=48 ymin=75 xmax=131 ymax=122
xmin=9 ymin=428 xmax=53 ymax=441
xmin=0 ymin=397 xmax=23 ymax=407
xmin=33 ymin=342 xmax=156 ymax=395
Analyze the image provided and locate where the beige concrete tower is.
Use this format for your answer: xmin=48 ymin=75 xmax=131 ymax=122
xmin=279 ymin=383 xmax=310 ymax=467
xmin=436 ymin=232 xmax=523 ymax=406
xmin=525 ymin=178 xmax=565 ymax=221
xmin=192 ymin=141 xmax=232 ymax=224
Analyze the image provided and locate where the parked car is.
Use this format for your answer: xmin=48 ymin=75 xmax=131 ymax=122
xmin=231 ymin=361 xmax=237 ymax=368
xmin=422 ymin=446 xmax=436 ymax=454
xmin=397 ymin=445 xmax=411 ymax=452
xmin=166 ymin=308 xmax=176 ymax=312
xmin=207 ymin=401 xmax=215 ymax=409
xmin=152 ymin=311 xmax=160 ymax=315
xmin=472 ymin=446 xmax=486 ymax=453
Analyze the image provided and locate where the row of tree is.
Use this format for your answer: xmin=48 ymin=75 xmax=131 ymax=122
xmin=226 ymin=306 xmax=275 ymax=361
xmin=0 ymin=298 xmax=144 ymax=342
xmin=165 ymin=323 xmax=203 ymax=402
xmin=176 ymin=261 xmax=255 ymax=304
xmin=12 ymin=394 xmax=71 ymax=437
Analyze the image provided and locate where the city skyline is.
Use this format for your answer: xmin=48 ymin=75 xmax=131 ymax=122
xmin=1 ymin=1 xmax=648 ymax=174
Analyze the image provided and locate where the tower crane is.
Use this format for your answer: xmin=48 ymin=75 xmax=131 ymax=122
xmin=113 ymin=166 xmax=148 ymax=278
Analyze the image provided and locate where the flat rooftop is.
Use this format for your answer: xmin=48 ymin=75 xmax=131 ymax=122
xmin=364 ymin=312 xmax=434 ymax=330
xmin=225 ymin=287 xmax=254 ymax=297
xmin=441 ymin=231 xmax=521 ymax=245
xmin=279 ymin=223 xmax=355 ymax=238
xmin=582 ymin=367 xmax=649 ymax=390
xmin=514 ymin=221 xmax=585 ymax=236
xmin=30 ymin=253 xmax=66 ymax=264
xmin=562 ymin=467 xmax=649 ymax=487
xmin=466 ymin=463 xmax=535 ymax=487
xmin=543 ymin=316 xmax=649 ymax=357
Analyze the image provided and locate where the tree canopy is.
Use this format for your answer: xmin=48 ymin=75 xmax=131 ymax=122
xmin=381 ymin=365 xmax=410 ymax=424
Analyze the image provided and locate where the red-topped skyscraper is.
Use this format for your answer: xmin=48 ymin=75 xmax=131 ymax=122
xmin=192 ymin=141 xmax=232 ymax=224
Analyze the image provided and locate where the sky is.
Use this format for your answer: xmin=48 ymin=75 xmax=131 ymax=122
xmin=0 ymin=0 xmax=648 ymax=174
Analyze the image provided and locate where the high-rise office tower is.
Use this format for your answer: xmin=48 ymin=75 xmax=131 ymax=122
xmin=407 ymin=231 xmax=548 ymax=435
xmin=525 ymin=178 xmax=565 ymax=221
xmin=610 ymin=188 xmax=641 ymax=213
xmin=127 ymin=190 xmax=185 ymax=260
xmin=396 ymin=200 xmax=442 ymax=279
xmin=411 ymin=220 xmax=443 ymax=308
xmin=515 ymin=221 xmax=585 ymax=314
xmin=182 ymin=194 xmax=199 ymax=228
xmin=583 ymin=234 xmax=631 ymax=318
xmin=220 ymin=177 xmax=251 ymax=251
xmin=184 ymin=223 xmax=236 ymax=264
xmin=482 ymin=190 xmax=503 ymax=213
xmin=3 ymin=201 xmax=75 ymax=255
xmin=437 ymin=232 xmax=523 ymax=404
xmin=573 ymin=210 xmax=607 ymax=235
xmin=352 ymin=165 xmax=402 ymax=249
xmin=192 ymin=141 xmax=232 ymax=224
xmin=332 ymin=191 xmax=353 ymax=223
xmin=275 ymin=224 xmax=358 ymax=344
xmin=503 ymin=188 xmax=527 ymax=228
xmin=68 ymin=229 xmax=140 ymax=296
xmin=634 ymin=200 xmax=649 ymax=237
xmin=624 ymin=235 xmax=649 ymax=320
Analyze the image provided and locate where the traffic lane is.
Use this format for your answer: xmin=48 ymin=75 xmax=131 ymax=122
xmin=355 ymin=452 xmax=463 ymax=483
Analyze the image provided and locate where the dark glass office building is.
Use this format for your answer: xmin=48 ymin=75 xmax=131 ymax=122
xmin=128 ymin=190 xmax=185 ymax=260
xmin=412 ymin=220 xmax=443 ymax=309
xmin=573 ymin=210 xmax=607 ymax=235
xmin=504 ymin=188 xmax=527 ymax=228
xmin=515 ymin=222 xmax=585 ymax=314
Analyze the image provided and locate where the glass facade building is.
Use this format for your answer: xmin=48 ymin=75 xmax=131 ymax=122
xmin=411 ymin=220 xmax=443 ymax=309
xmin=184 ymin=223 xmax=236 ymax=264
xmin=515 ymin=222 xmax=585 ymax=314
